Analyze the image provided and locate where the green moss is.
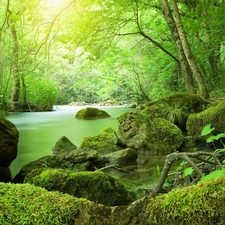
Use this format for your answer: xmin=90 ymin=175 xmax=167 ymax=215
xmin=146 ymin=92 xmax=208 ymax=113
xmin=80 ymin=127 xmax=120 ymax=153
xmin=75 ymin=107 xmax=110 ymax=120
xmin=0 ymin=182 xmax=79 ymax=225
xmin=187 ymin=100 xmax=225 ymax=136
xmin=147 ymin=174 xmax=225 ymax=224
xmin=147 ymin=118 xmax=183 ymax=154
xmin=25 ymin=169 xmax=134 ymax=206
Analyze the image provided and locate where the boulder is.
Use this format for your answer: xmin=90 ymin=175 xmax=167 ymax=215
xmin=0 ymin=116 xmax=19 ymax=167
xmin=3 ymin=174 xmax=225 ymax=224
xmin=146 ymin=92 xmax=208 ymax=113
xmin=118 ymin=111 xmax=183 ymax=155
xmin=80 ymin=127 xmax=122 ymax=155
xmin=143 ymin=92 xmax=209 ymax=132
xmin=75 ymin=107 xmax=110 ymax=119
xmin=12 ymin=148 xmax=102 ymax=184
xmin=52 ymin=136 xmax=78 ymax=156
xmin=104 ymin=148 xmax=137 ymax=167
xmin=25 ymin=169 xmax=135 ymax=206
xmin=187 ymin=100 xmax=225 ymax=136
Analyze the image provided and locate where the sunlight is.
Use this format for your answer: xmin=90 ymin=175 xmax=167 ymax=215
xmin=46 ymin=0 xmax=64 ymax=8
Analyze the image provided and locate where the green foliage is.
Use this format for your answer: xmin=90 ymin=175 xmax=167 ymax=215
xmin=201 ymin=124 xmax=215 ymax=136
xmin=162 ymin=102 xmax=189 ymax=126
xmin=26 ymin=78 xmax=59 ymax=110
xmin=182 ymin=167 xmax=194 ymax=178
xmin=199 ymin=169 xmax=225 ymax=183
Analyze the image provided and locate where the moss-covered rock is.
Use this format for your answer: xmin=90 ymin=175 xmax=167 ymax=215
xmin=186 ymin=100 xmax=225 ymax=136
xmin=142 ymin=92 xmax=209 ymax=133
xmin=3 ymin=174 xmax=225 ymax=225
xmin=146 ymin=92 xmax=208 ymax=113
xmin=80 ymin=127 xmax=121 ymax=155
xmin=118 ymin=111 xmax=183 ymax=155
xmin=24 ymin=169 xmax=135 ymax=206
xmin=75 ymin=107 xmax=111 ymax=119
xmin=0 ymin=182 xmax=79 ymax=225
xmin=0 ymin=116 xmax=19 ymax=167
xmin=52 ymin=136 xmax=77 ymax=156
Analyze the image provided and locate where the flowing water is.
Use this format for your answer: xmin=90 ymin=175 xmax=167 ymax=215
xmin=6 ymin=105 xmax=166 ymax=187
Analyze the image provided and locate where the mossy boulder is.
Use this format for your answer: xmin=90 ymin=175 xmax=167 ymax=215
xmin=0 ymin=116 xmax=19 ymax=167
xmin=75 ymin=107 xmax=111 ymax=119
xmin=0 ymin=182 xmax=107 ymax=225
xmin=118 ymin=111 xmax=183 ymax=155
xmin=146 ymin=92 xmax=208 ymax=113
xmin=3 ymin=174 xmax=225 ymax=224
xmin=24 ymin=169 xmax=135 ymax=206
xmin=143 ymin=92 xmax=209 ymax=133
xmin=13 ymin=149 xmax=101 ymax=184
xmin=187 ymin=100 xmax=225 ymax=136
xmin=52 ymin=136 xmax=77 ymax=156
xmin=80 ymin=127 xmax=121 ymax=155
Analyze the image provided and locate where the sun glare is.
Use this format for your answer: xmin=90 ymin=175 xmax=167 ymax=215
xmin=46 ymin=0 xmax=65 ymax=8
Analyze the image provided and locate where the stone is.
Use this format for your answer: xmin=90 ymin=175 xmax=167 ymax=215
xmin=118 ymin=111 xmax=183 ymax=155
xmin=80 ymin=127 xmax=121 ymax=155
xmin=75 ymin=107 xmax=110 ymax=119
xmin=52 ymin=136 xmax=77 ymax=156
xmin=0 ymin=116 xmax=19 ymax=167
xmin=24 ymin=169 xmax=135 ymax=206
xmin=104 ymin=148 xmax=137 ymax=167
xmin=187 ymin=100 xmax=225 ymax=136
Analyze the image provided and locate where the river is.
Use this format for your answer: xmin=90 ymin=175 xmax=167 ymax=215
xmin=6 ymin=105 xmax=165 ymax=188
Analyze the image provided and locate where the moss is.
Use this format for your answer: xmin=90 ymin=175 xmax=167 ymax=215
xmin=147 ymin=118 xmax=183 ymax=154
xmin=0 ymin=182 xmax=79 ymax=225
xmin=147 ymin=174 xmax=225 ymax=224
xmin=25 ymin=169 xmax=134 ymax=206
xmin=75 ymin=107 xmax=110 ymax=120
xmin=80 ymin=127 xmax=120 ymax=153
xmin=146 ymin=92 xmax=208 ymax=113
xmin=187 ymin=100 xmax=225 ymax=136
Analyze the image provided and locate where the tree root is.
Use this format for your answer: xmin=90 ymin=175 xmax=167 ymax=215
xmin=152 ymin=151 xmax=222 ymax=194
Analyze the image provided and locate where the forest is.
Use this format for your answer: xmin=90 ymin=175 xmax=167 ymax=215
xmin=0 ymin=0 xmax=225 ymax=113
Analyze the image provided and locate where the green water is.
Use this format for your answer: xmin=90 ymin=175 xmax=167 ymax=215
xmin=6 ymin=105 xmax=166 ymax=187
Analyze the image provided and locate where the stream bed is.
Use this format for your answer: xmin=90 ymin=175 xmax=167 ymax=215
xmin=6 ymin=105 xmax=166 ymax=187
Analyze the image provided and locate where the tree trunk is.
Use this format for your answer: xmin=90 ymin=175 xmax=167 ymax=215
xmin=170 ymin=0 xmax=210 ymax=99
xmin=10 ymin=23 xmax=20 ymax=110
xmin=161 ymin=0 xmax=196 ymax=94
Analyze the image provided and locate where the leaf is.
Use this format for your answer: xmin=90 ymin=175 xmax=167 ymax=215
xmin=201 ymin=124 xmax=215 ymax=136
xmin=199 ymin=169 xmax=225 ymax=183
xmin=182 ymin=167 xmax=194 ymax=178
xmin=214 ymin=133 xmax=225 ymax=140
xmin=206 ymin=135 xmax=216 ymax=143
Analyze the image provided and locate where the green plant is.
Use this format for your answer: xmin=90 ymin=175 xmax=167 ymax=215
xmin=162 ymin=102 xmax=189 ymax=126
xmin=201 ymin=124 xmax=225 ymax=150
xmin=198 ymin=124 xmax=225 ymax=182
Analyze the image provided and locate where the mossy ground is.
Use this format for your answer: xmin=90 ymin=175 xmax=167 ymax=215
xmin=0 ymin=182 xmax=79 ymax=225
xmin=147 ymin=174 xmax=225 ymax=225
